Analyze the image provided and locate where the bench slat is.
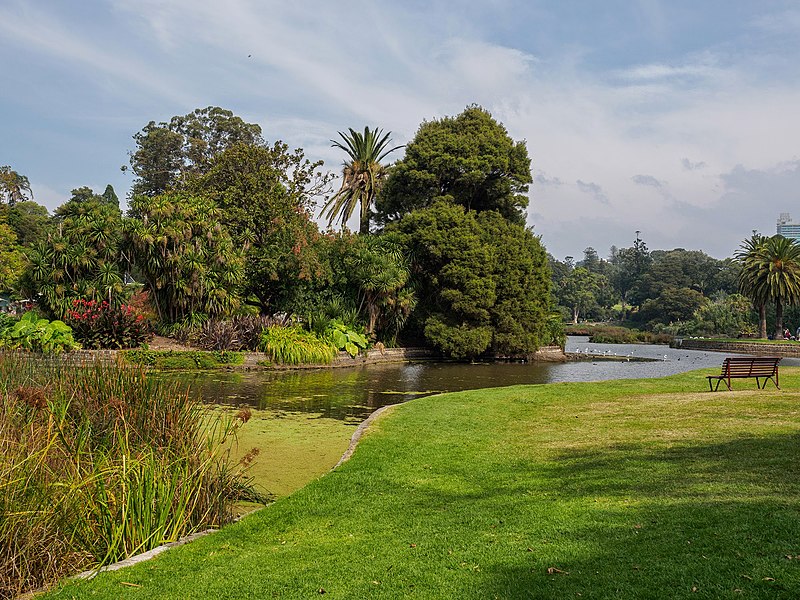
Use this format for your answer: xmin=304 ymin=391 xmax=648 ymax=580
xmin=707 ymin=357 xmax=780 ymax=391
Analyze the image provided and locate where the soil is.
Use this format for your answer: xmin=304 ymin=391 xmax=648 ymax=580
xmin=147 ymin=335 xmax=196 ymax=351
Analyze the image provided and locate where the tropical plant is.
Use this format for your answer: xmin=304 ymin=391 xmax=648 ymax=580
xmin=0 ymin=311 xmax=79 ymax=353
xmin=65 ymin=298 xmax=152 ymax=349
xmin=22 ymin=193 xmax=126 ymax=318
xmin=125 ymin=193 xmax=244 ymax=324
xmin=322 ymin=320 xmax=368 ymax=358
xmin=193 ymin=315 xmax=292 ymax=351
xmin=736 ymin=233 xmax=769 ymax=338
xmin=737 ymin=234 xmax=800 ymax=338
xmin=322 ymin=126 xmax=402 ymax=234
xmin=258 ymin=325 xmax=337 ymax=365
xmin=342 ymin=234 xmax=414 ymax=339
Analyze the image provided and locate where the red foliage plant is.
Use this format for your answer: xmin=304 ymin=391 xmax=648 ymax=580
xmin=66 ymin=299 xmax=152 ymax=349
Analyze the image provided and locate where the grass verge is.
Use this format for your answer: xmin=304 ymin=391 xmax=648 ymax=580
xmin=46 ymin=369 xmax=800 ymax=599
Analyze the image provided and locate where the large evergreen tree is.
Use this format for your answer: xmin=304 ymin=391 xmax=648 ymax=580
xmin=375 ymin=106 xmax=532 ymax=226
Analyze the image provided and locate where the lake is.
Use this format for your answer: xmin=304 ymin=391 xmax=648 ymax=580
xmin=177 ymin=337 xmax=796 ymax=496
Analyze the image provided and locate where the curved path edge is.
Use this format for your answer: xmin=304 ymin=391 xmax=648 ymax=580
xmin=334 ymin=404 xmax=398 ymax=469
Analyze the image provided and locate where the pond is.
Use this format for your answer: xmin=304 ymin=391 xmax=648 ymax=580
xmin=176 ymin=337 xmax=798 ymax=497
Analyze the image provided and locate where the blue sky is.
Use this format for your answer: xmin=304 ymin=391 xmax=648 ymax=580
xmin=2 ymin=1 xmax=800 ymax=259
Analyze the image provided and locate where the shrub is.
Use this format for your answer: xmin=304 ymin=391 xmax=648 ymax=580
xmin=121 ymin=349 xmax=244 ymax=370
xmin=194 ymin=315 xmax=291 ymax=351
xmin=0 ymin=356 xmax=263 ymax=598
xmin=65 ymin=299 xmax=152 ymax=349
xmin=0 ymin=311 xmax=79 ymax=353
xmin=258 ymin=325 xmax=337 ymax=365
xmin=322 ymin=320 xmax=368 ymax=358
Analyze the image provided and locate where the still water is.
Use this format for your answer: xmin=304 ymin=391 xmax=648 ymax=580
xmin=181 ymin=337 xmax=794 ymax=419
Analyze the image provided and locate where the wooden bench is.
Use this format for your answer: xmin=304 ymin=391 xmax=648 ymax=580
xmin=707 ymin=356 xmax=781 ymax=391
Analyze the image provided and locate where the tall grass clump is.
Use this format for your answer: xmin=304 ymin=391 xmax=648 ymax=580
xmin=259 ymin=325 xmax=337 ymax=365
xmin=0 ymin=353 xmax=260 ymax=599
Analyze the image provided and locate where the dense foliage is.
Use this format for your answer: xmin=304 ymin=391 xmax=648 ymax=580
xmin=0 ymin=357 xmax=259 ymax=598
xmin=0 ymin=311 xmax=79 ymax=353
xmin=376 ymin=106 xmax=532 ymax=226
xmin=393 ymin=202 xmax=550 ymax=359
xmin=125 ymin=193 xmax=244 ymax=324
xmin=65 ymin=299 xmax=152 ymax=349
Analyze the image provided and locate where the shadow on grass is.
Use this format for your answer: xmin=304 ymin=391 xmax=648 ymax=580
xmin=473 ymin=432 xmax=800 ymax=599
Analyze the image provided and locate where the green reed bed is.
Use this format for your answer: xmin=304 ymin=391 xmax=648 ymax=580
xmin=0 ymin=353 xmax=260 ymax=600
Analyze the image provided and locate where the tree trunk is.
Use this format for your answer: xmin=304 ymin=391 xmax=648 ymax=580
xmin=359 ymin=200 xmax=370 ymax=235
xmin=774 ymin=298 xmax=784 ymax=339
xmin=757 ymin=303 xmax=767 ymax=338
xmin=572 ymin=306 xmax=579 ymax=325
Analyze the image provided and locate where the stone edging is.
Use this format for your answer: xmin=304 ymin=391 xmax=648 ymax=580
xmin=674 ymin=338 xmax=800 ymax=357
xmin=334 ymin=404 xmax=397 ymax=468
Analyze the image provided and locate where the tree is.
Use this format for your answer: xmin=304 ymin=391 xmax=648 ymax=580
xmin=636 ymin=286 xmax=706 ymax=327
xmin=125 ymin=193 xmax=244 ymax=324
xmin=610 ymin=232 xmax=652 ymax=318
xmin=560 ymin=267 xmax=600 ymax=325
xmin=736 ymin=233 xmax=771 ymax=338
xmin=128 ymin=107 xmax=264 ymax=196
xmin=0 ymin=221 xmax=25 ymax=293
xmin=392 ymin=202 xmax=550 ymax=359
xmin=0 ymin=166 xmax=33 ymax=206
xmin=737 ymin=234 xmax=800 ymax=339
xmin=322 ymin=127 xmax=402 ymax=234
xmin=375 ymin=106 xmax=532 ymax=226
xmin=22 ymin=196 xmax=125 ymax=317
xmin=186 ymin=142 xmax=332 ymax=314
xmin=5 ymin=200 xmax=50 ymax=247
xmin=341 ymin=234 xmax=413 ymax=338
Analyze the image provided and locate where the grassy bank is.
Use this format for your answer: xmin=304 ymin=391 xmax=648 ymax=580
xmin=47 ymin=370 xmax=800 ymax=599
xmin=0 ymin=355 xmax=260 ymax=599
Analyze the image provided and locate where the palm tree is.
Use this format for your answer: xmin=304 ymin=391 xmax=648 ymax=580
xmin=322 ymin=127 xmax=402 ymax=234
xmin=737 ymin=234 xmax=800 ymax=339
xmin=736 ymin=233 xmax=769 ymax=338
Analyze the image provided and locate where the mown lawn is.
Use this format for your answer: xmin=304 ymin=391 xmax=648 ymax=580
xmin=47 ymin=369 xmax=800 ymax=599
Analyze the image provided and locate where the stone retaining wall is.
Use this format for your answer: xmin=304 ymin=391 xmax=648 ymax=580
xmin=674 ymin=338 xmax=800 ymax=357
xmin=19 ymin=345 xmax=566 ymax=369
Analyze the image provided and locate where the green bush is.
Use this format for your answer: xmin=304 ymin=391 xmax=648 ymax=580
xmin=65 ymin=299 xmax=152 ymax=349
xmin=323 ymin=320 xmax=368 ymax=358
xmin=121 ymin=349 xmax=244 ymax=370
xmin=258 ymin=325 xmax=337 ymax=365
xmin=0 ymin=311 xmax=80 ymax=353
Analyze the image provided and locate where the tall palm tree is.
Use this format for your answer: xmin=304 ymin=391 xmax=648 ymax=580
xmin=322 ymin=127 xmax=402 ymax=234
xmin=737 ymin=234 xmax=800 ymax=339
xmin=736 ymin=233 xmax=769 ymax=338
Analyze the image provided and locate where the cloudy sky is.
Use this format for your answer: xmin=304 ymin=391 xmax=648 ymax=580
xmin=2 ymin=1 xmax=799 ymax=260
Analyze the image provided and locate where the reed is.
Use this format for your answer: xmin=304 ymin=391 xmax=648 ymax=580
xmin=0 ymin=353 xmax=259 ymax=599
xmin=258 ymin=325 xmax=337 ymax=365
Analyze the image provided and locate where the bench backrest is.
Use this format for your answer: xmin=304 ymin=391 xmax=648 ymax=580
xmin=721 ymin=357 xmax=780 ymax=377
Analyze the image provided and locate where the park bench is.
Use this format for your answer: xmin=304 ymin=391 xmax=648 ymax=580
xmin=707 ymin=356 xmax=781 ymax=391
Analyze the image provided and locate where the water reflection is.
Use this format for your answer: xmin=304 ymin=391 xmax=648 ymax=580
xmin=173 ymin=336 xmax=800 ymax=420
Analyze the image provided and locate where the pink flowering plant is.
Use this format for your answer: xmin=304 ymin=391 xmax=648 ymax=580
xmin=65 ymin=299 xmax=152 ymax=349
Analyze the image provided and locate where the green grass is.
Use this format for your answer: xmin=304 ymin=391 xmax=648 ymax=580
xmin=45 ymin=369 xmax=800 ymax=599
xmin=694 ymin=337 xmax=800 ymax=345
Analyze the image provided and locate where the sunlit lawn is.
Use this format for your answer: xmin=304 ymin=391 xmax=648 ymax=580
xmin=47 ymin=369 xmax=800 ymax=599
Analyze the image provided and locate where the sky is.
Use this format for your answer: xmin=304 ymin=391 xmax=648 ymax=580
xmin=2 ymin=0 xmax=800 ymax=260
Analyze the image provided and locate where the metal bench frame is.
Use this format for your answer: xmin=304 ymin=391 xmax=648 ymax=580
xmin=707 ymin=356 xmax=781 ymax=391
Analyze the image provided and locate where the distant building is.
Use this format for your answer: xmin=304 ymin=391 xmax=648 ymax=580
xmin=777 ymin=213 xmax=800 ymax=241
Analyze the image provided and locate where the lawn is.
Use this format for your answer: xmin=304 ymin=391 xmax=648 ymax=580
xmin=46 ymin=369 xmax=800 ymax=599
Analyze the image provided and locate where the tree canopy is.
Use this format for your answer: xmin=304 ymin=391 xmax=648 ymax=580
xmin=128 ymin=106 xmax=264 ymax=197
xmin=375 ymin=106 xmax=532 ymax=226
